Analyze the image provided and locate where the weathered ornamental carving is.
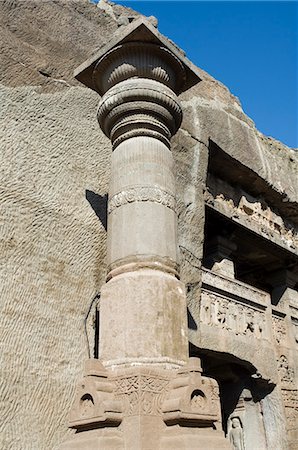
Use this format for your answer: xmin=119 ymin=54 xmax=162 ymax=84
xmin=108 ymin=186 xmax=176 ymax=213
xmin=113 ymin=370 xmax=170 ymax=416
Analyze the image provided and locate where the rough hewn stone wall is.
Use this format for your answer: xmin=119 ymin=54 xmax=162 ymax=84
xmin=1 ymin=1 xmax=297 ymax=449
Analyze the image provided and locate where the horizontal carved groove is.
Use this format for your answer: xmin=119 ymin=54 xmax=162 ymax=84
xmin=108 ymin=186 xmax=176 ymax=213
xmin=113 ymin=129 xmax=171 ymax=149
xmin=103 ymin=102 xmax=176 ymax=137
xmin=106 ymin=255 xmax=179 ymax=281
xmin=110 ymin=113 xmax=172 ymax=143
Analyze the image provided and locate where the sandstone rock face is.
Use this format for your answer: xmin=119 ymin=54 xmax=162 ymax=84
xmin=1 ymin=1 xmax=297 ymax=450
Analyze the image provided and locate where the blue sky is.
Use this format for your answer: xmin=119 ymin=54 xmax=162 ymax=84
xmin=94 ymin=1 xmax=297 ymax=148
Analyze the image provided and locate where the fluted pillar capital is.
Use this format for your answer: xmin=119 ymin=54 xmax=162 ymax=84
xmin=75 ymin=17 xmax=201 ymax=96
xmin=75 ymin=18 xmax=201 ymax=149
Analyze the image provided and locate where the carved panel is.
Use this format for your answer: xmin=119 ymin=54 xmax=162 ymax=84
xmin=281 ymin=389 xmax=298 ymax=429
xmin=277 ymin=355 xmax=295 ymax=385
xmin=200 ymin=290 xmax=268 ymax=340
xmin=114 ymin=373 xmax=169 ymax=416
xmin=108 ymin=186 xmax=176 ymax=213
xmin=272 ymin=315 xmax=287 ymax=345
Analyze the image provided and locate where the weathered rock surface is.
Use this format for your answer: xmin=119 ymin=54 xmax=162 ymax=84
xmin=1 ymin=1 xmax=297 ymax=449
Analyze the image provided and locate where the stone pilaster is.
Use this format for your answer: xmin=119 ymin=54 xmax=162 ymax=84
xmin=61 ymin=19 xmax=231 ymax=449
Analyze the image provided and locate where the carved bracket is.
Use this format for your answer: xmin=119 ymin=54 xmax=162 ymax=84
xmin=162 ymin=357 xmax=221 ymax=428
xmin=68 ymin=359 xmax=123 ymax=430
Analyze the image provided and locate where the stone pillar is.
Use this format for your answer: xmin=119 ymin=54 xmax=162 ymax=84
xmin=61 ymin=19 xmax=231 ymax=450
xmin=96 ymin=43 xmax=187 ymax=368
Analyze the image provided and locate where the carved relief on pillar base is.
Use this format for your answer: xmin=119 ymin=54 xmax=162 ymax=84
xmin=112 ymin=367 xmax=170 ymax=416
xmin=68 ymin=358 xmax=223 ymax=429
xmin=162 ymin=357 xmax=222 ymax=429
xmin=68 ymin=359 xmax=123 ymax=431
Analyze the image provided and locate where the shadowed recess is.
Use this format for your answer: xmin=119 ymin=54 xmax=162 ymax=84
xmin=86 ymin=190 xmax=108 ymax=231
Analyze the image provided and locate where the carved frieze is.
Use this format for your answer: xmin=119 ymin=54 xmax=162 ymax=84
xmin=108 ymin=186 xmax=176 ymax=213
xmin=205 ymin=174 xmax=297 ymax=251
xmin=200 ymin=290 xmax=268 ymax=340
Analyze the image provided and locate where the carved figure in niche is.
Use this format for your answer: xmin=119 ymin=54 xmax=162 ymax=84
xmin=255 ymin=313 xmax=265 ymax=339
xmin=227 ymin=302 xmax=238 ymax=332
xmin=210 ymin=298 xmax=218 ymax=325
xmin=272 ymin=317 xmax=286 ymax=344
xmin=245 ymin=311 xmax=255 ymax=335
xmin=229 ymin=416 xmax=245 ymax=450
xmin=201 ymin=297 xmax=210 ymax=324
xmin=238 ymin=307 xmax=246 ymax=334
xmin=217 ymin=300 xmax=227 ymax=325
xmin=278 ymin=355 xmax=294 ymax=383
xmin=80 ymin=394 xmax=94 ymax=417
xmin=190 ymin=389 xmax=206 ymax=410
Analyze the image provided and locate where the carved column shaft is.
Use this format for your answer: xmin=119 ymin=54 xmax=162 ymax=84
xmin=95 ymin=42 xmax=188 ymax=368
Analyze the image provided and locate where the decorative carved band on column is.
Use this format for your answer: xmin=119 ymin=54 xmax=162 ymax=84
xmin=108 ymin=186 xmax=177 ymax=213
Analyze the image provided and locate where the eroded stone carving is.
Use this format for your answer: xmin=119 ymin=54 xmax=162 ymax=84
xmin=292 ymin=320 xmax=298 ymax=344
xmin=228 ymin=417 xmax=245 ymax=450
xmin=201 ymin=291 xmax=268 ymax=339
xmin=202 ymin=268 xmax=269 ymax=306
xmin=205 ymin=174 xmax=298 ymax=251
xmin=162 ymin=358 xmax=221 ymax=427
xmin=277 ymin=355 xmax=294 ymax=384
xmin=68 ymin=359 xmax=123 ymax=430
xmin=272 ymin=315 xmax=287 ymax=345
xmin=108 ymin=186 xmax=176 ymax=213
xmin=281 ymin=389 xmax=298 ymax=429
xmin=113 ymin=370 xmax=169 ymax=416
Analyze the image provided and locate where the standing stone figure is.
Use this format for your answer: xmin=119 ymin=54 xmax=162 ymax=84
xmin=229 ymin=417 xmax=245 ymax=450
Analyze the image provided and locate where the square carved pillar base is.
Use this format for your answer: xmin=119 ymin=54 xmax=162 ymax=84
xmin=60 ymin=359 xmax=232 ymax=450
